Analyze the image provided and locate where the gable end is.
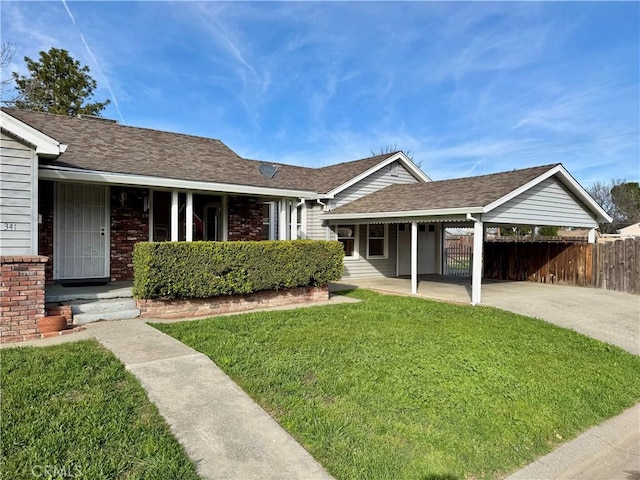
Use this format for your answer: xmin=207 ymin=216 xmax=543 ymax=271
xmin=482 ymin=176 xmax=598 ymax=228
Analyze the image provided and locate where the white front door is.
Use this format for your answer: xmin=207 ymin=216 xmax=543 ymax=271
xmin=397 ymin=223 xmax=437 ymax=276
xmin=55 ymin=183 xmax=109 ymax=280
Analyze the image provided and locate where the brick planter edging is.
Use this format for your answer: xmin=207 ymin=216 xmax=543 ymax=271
xmin=137 ymin=285 xmax=329 ymax=319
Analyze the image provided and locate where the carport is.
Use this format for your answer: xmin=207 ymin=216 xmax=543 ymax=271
xmin=323 ymin=164 xmax=611 ymax=304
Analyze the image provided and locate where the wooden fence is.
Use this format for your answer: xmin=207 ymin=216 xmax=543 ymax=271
xmin=483 ymin=238 xmax=639 ymax=294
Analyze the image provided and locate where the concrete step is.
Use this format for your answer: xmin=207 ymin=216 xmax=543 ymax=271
xmin=70 ymin=298 xmax=137 ymax=315
xmin=69 ymin=298 xmax=140 ymax=325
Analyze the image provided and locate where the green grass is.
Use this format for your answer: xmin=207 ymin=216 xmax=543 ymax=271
xmin=1 ymin=340 xmax=200 ymax=480
xmin=152 ymin=289 xmax=640 ymax=480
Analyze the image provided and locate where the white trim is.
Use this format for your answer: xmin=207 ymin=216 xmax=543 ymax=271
xmin=171 ymin=191 xmax=179 ymax=241
xmin=290 ymin=202 xmax=298 ymax=240
xmin=1 ymin=111 xmax=66 ymax=157
xmin=366 ymin=223 xmax=389 ymax=259
xmin=279 ymin=198 xmax=289 ymax=240
xmin=38 ymin=165 xmax=317 ymax=198
xmin=323 ymin=206 xmax=482 ymax=221
xmin=30 ymin=145 xmax=38 ymax=254
xmin=337 ymin=223 xmax=359 ymax=259
xmin=471 ymin=220 xmax=483 ymax=305
xmin=483 ymin=164 xmax=612 ymax=223
xmin=324 ymin=152 xmax=431 ymax=198
xmin=411 ymin=221 xmax=418 ymax=294
xmin=186 ymin=192 xmax=193 ymax=242
xmin=299 ymin=201 xmax=307 ymax=239
xmin=221 ymin=194 xmax=228 ymax=241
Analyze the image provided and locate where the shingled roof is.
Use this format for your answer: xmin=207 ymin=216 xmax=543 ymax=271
xmin=324 ymin=164 xmax=559 ymax=215
xmin=2 ymin=108 xmax=406 ymax=195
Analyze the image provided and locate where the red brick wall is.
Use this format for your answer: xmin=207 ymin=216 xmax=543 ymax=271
xmin=0 ymin=256 xmax=47 ymax=342
xmin=228 ymin=196 xmax=264 ymax=241
xmin=110 ymin=186 xmax=150 ymax=282
xmin=137 ymin=285 xmax=329 ymax=319
xmin=38 ymin=181 xmax=55 ymax=283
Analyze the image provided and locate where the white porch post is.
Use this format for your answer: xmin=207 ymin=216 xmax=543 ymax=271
xmin=221 ymin=195 xmax=228 ymax=241
xmin=471 ymin=219 xmax=484 ymax=305
xmin=278 ymin=198 xmax=288 ymax=240
xmin=290 ymin=202 xmax=298 ymax=240
xmin=185 ymin=192 xmax=193 ymax=242
xmin=588 ymin=228 xmax=596 ymax=244
xmin=411 ymin=221 xmax=418 ymax=294
xmin=170 ymin=191 xmax=179 ymax=241
xmin=299 ymin=201 xmax=307 ymax=239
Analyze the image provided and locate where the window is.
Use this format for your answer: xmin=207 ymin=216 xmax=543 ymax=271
xmin=262 ymin=203 xmax=275 ymax=240
xmin=367 ymin=224 xmax=388 ymax=258
xmin=337 ymin=225 xmax=358 ymax=258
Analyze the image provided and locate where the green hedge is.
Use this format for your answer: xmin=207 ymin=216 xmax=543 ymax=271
xmin=132 ymin=240 xmax=344 ymax=299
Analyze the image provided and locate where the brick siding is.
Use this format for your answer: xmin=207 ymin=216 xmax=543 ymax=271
xmin=228 ymin=196 xmax=264 ymax=241
xmin=110 ymin=186 xmax=149 ymax=282
xmin=137 ymin=285 xmax=329 ymax=319
xmin=0 ymin=255 xmax=48 ymax=342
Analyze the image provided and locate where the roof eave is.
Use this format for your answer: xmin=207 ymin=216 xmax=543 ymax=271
xmin=38 ymin=165 xmax=318 ymax=198
xmin=1 ymin=110 xmax=67 ymax=157
xmin=322 ymin=206 xmax=484 ymax=221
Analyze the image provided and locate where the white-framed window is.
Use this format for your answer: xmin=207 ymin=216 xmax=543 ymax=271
xmin=337 ymin=224 xmax=359 ymax=258
xmin=367 ymin=224 xmax=388 ymax=259
xmin=262 ymin=202 xmax=276 ymax=240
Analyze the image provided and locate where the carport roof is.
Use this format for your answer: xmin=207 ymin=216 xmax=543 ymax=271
xmin=322 ymin=163 xmax=612 ymax=223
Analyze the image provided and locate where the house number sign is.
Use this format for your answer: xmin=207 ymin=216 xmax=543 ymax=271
xmin=2 ymin=223 xmax=17 ymax=231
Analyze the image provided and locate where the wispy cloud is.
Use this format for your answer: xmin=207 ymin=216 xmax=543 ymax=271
xmin=60 ymin=0 xmax=124 ymax=123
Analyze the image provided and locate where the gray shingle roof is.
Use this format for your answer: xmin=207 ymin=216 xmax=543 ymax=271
xmin=325 ymin=164 xmax=559 ymax=215
xmin=3 ymin=108 xmax=398 ymax=194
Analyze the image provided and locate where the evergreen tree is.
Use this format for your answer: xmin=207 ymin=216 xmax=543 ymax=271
xmin=11 ymin=47 xmax=110 ymax=116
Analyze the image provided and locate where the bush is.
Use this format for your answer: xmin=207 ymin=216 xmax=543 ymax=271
xmin=132 ymin=240 xmax=344 ymax=299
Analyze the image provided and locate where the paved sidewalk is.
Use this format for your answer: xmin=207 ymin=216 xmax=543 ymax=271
xmin=87 ymin=319 xmax=332 ymax=480
xmin=505 ymin=403 xmax=640 ymax=480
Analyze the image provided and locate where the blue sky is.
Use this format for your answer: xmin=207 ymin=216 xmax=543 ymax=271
xmin=1 ymin=1 xmax=638 ymax=186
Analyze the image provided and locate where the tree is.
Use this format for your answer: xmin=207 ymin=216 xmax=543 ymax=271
xmin=371 ymin=142 xmax=423 ymax=169
xmin=371 ymin=143 xmax=415 ymax=162
xmin=10 ymin=47 xmax=110 ymax=116
xmin=587 ymin=179 xmax=639 ymax=233
xmin=611 ymin=182 xmax=640 ymax=224
xmin=1 ymin=41 xmax=16 ymax=100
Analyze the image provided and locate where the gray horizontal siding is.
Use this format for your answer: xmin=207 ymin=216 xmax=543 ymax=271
xmin=305 ymin=202 xmax=328 ymax=240
xmin=325 ymin=224 xmax=398 ymax=279
xmin=1 ymin=131 xmax=36 ymax=255
xmin=483 ymin=177 xmax=598 ymax=228
xmin=333 ymin=161 xmax=419 ymax=208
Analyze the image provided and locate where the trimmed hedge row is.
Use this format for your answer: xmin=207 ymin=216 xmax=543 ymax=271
xmin=132 ymin=240 xmax=344 ymax=299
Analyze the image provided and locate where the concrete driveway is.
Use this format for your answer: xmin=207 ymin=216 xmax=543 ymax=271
xmin=334 ymin=276 xmax=640 ymax=355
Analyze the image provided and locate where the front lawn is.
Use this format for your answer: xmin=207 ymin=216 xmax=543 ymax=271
xmin=152 ymin=289 xmax=640 ymax=480
xmin=1 ymin=340 xmax=199 ymax=480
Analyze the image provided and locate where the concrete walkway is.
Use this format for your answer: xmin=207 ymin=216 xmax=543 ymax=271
xmin=87 ymin=319 xmax=332 ymax=480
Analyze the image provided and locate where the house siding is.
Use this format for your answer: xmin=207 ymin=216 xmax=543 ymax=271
xmin=306 ymin=202 xmax=329 ymax=240
xmin=228 ymin=196 xmax=264 ymax=241
xmin=333 ymin=161 xmax=419 ymax=208
xmin=313 ymin=162 xmax=419 ymax=279
xmin=110 ymin=186 xmax=149 ymax=282
xmin=482 ymin=177 xmax=598 ymax=228
xmin=325 ymin=224 xmax=399 ymax=278
xmin=0 ymin=131 xmax=37 ymax=255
